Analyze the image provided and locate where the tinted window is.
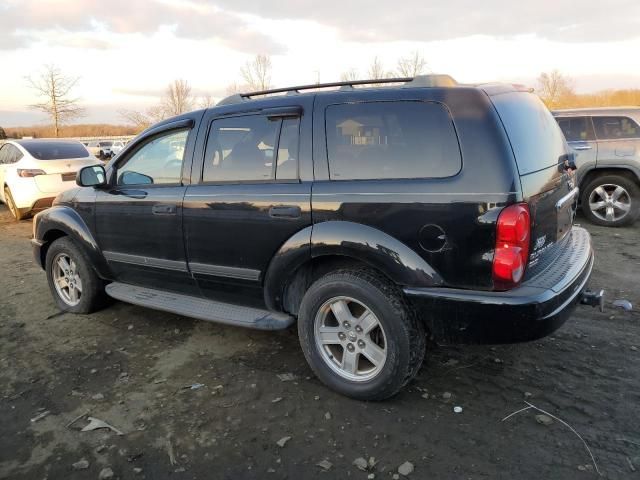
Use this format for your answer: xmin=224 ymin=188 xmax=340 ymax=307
xmin=325 ymin=101 xmax=461 ymax=180
xmin=20 ymin=141 xmax=89 ymax=160
xmin=593 ymin=116 xmax=640 ymax=139
xmin=203 ymin=115 xmax=280 ymax=182
xmin=492 ymin=92 xmax=567 ymax=175
xmin=0 ymin=145 xmax=8 ymax=164
xmin=556 ymin=116 xmax=595 ymax=142
xmin=276 ymin=118 xmax=299 ymax=180
xmin=5 ymin=145 xmax=23 ymax=164
xmin=117 ymin=129 xmax=188 ymax=186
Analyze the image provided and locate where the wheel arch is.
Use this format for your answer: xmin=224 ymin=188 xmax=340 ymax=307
xmin=34 ymin=206 xmax=111 ymax=278
xmin=263 ymin=221 xmax=443 ymax=315
xmin=579 ymin=166 xmax=640 ymax=191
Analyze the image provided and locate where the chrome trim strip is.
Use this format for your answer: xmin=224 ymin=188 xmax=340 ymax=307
xmin=189 ymin=262 xmax=261 ymax=281
xmin=103 ymin=251 xmax=188 ymax=272
xmin=556 ymin=187 xmax=579 ymax=211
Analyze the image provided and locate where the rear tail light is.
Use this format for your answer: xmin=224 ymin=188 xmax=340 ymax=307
xmin=17 ymin=169 xmax=46 ymax=177
xmin=493 ymin=203 xmax=531 ymax=290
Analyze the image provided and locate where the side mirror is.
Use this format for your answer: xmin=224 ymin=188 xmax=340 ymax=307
xmin=77 ymin=165 xmax=107 ymax=187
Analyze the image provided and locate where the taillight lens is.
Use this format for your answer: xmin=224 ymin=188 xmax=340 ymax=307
xmin=17 ymin=169 xmax=46 ymax=177
xmin=493 ymin=203 xmax=530 ymax=290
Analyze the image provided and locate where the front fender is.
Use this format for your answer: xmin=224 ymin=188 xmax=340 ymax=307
xmin=33 ymin=205 xmax=111 ymax=278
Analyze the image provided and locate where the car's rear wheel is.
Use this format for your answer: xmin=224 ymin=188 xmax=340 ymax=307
xmin=4 ymin=187 xmax=27 ymax=221
xmin=298 ymin=268 xmax=426 ymax=400
xmin=45 ymin=237 xmax=107 ymax=314
xmin=581 ymin=174 xmax=640 ymax=227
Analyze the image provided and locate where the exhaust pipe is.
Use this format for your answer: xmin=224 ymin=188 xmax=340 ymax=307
xmin=581 ymin=289 xmax=605 ymax=312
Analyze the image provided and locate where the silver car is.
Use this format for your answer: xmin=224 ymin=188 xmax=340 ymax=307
xmin=553 ymin=107 xmax=640 ymax=226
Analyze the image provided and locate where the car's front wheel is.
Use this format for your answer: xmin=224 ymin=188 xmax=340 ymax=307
xmin=45 ymin=237 xmax=107 ymax=313
xmin=581 ymin=174 xmax=640 ymax=227
xmin=298 ymin=268 xmax=426 ymax=400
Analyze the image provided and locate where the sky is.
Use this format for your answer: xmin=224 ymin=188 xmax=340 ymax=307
xmin=1 ymin=0 xmax=640 ymax=127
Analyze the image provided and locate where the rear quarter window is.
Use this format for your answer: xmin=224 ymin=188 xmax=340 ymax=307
xmin=325 ymin=101 xmax=461 ymax=180
xmin=20 ymin=142 xmax=90 ymax=160
xmin=492 ymin=92 xmax=567 ymax=175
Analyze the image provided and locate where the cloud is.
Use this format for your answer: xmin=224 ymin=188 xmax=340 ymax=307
xmin=208 ymin=0 xmax=640 ymax=43
xmin=0 ymin=0 xmax=284 ymax=53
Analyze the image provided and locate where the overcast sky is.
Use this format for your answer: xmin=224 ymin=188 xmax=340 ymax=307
xmin=1 ymin=0 xmax=640 ymax=126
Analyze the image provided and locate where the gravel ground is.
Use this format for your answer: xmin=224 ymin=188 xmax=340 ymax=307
xmin=1 ymin=204 xmax=639 ymax=480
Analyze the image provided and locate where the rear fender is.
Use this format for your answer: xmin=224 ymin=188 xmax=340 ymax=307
xmin=263 ymin=221 xmax=443 ymax=312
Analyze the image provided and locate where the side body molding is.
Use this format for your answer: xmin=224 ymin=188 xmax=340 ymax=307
xmin=33 ymin=205 xmax=112 ymax=278
xmin=263 ymin=221 xmax=443 ymax=312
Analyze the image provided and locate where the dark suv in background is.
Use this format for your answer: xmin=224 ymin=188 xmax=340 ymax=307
xmin=554 ymin=107 xmax=640 ymax=226
xmin=32 ymin=76 xmax=598 ymax=400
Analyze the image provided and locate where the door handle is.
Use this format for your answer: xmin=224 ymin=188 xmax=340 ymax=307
xmin=269 ymin=205 xmax=301 ymax=219
xmin=152 ymin=204 xmax=177 ymax=215
xmin=572 ymin=145 xmax=592 ymax=151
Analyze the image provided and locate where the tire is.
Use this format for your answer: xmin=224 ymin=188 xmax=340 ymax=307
xmin=4 ymin=187 xmax=27 ymax=221
xmin=45 ymin=237 xmax=107 ymax=314
xmin=298 ymin=268 xmax=426 ymax=401
xmin=581 ymin=174 xmax=640 ymax=227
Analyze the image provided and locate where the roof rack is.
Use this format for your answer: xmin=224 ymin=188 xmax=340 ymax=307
xmin=217 ymin=74 xmax=458 ymax=106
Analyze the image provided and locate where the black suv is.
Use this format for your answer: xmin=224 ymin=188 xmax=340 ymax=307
xmin=32 ymin=75 xmax=598 ymax=400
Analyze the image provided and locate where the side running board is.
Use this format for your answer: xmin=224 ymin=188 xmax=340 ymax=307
xmin=105 ymin=282 xmax=295 ymax=331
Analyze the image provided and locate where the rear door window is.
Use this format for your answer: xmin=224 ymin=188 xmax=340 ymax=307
xmin=492 ymin=92 xmax=567 ymax=175
xmin=556 ymin=116 xmax=595 ymax=142
xmin=202 ymin=114 xmax=300 ymax=183
xmin=592 ymin=116 xmax=640 ymax=139
xmin=325 ymin=101 xmax=461 ymax=180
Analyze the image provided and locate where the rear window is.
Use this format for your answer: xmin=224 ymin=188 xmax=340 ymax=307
xmin=592 ymin=116 xmax=640 ymax=139
xmin=20 ymin=141 xmax=90 ymax=160
xmin=492 ymin=93 xmax=567 ymax=175
xmin=325 ymin=101 xmax=461 ymax=180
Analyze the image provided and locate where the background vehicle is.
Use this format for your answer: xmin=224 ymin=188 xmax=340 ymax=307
xmin=110 ymin=141 xmax=126 ymax=157
xmin=87 ymin=140 xmax=114 ymax=160
xmin=0 ymin=139 xmax=99 ymax=220
xmin=32 ymin=76 xmax=598 ymax=400
xmin=554 ymin=107 xmax=640 ymax=226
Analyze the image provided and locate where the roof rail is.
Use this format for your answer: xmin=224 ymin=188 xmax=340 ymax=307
xmin=217 ymin=74 xmax=458 ymax=106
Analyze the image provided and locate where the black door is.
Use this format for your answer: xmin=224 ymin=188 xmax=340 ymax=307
xmin=184 ymin=99 xmax=313 ymax=306
xmin=95 ymin=125 xmax=198 ymax=294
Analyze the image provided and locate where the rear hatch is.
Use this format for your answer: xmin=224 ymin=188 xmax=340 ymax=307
xmin=491 ymin=91 xmax=577 ymax=269
xmin=33 ymin=157 xmax=99 ymax=193
xmin=20 ymin=140 xmax=99 ymax=193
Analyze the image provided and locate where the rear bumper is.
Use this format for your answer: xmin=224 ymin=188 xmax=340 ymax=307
xmin=404 ymin=227 xmax=594 ymax=344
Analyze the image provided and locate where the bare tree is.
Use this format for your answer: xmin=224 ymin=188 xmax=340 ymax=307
xmin=368 ymin=57 xmax=392 ymax=80
xmin=396 ymin=51 xmax=428 ymax=77
xmin=197 ymin=94 xmax=216 ymax=109
xmin=537 ymin=70 xmax=575 ymax=108
xmin=240 ymin=54 xmax=272 ymax=91
xmin=162 ymin=79 xmax=193 ymax=116
xmin=340 ymin=69 xmax=360 ymax=82
xmin=27 ymin=64 xmax=85 ymax=137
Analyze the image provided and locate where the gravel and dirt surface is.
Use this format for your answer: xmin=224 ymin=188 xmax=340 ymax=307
xmin=1 ymin=204 xmax=639 ymax=480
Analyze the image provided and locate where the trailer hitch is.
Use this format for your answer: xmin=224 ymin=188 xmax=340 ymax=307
xmin=581 ymin=289 xmax=605 ymax=312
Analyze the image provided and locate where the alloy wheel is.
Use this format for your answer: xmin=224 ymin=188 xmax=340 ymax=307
xmin=52 ymin=253 xmax=83 ymax=306
xmin=588 ymin=183 xmax=632 ymax=223
xmin=314 ymin=296 xmax=387 ymax=382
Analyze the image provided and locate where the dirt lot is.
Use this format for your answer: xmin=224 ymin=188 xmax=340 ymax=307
xmin=0 ymin=205 xmax=639 ymax=480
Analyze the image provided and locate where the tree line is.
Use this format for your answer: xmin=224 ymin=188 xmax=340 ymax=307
xmin=4 ymin=58 xmax=639 ymax=138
